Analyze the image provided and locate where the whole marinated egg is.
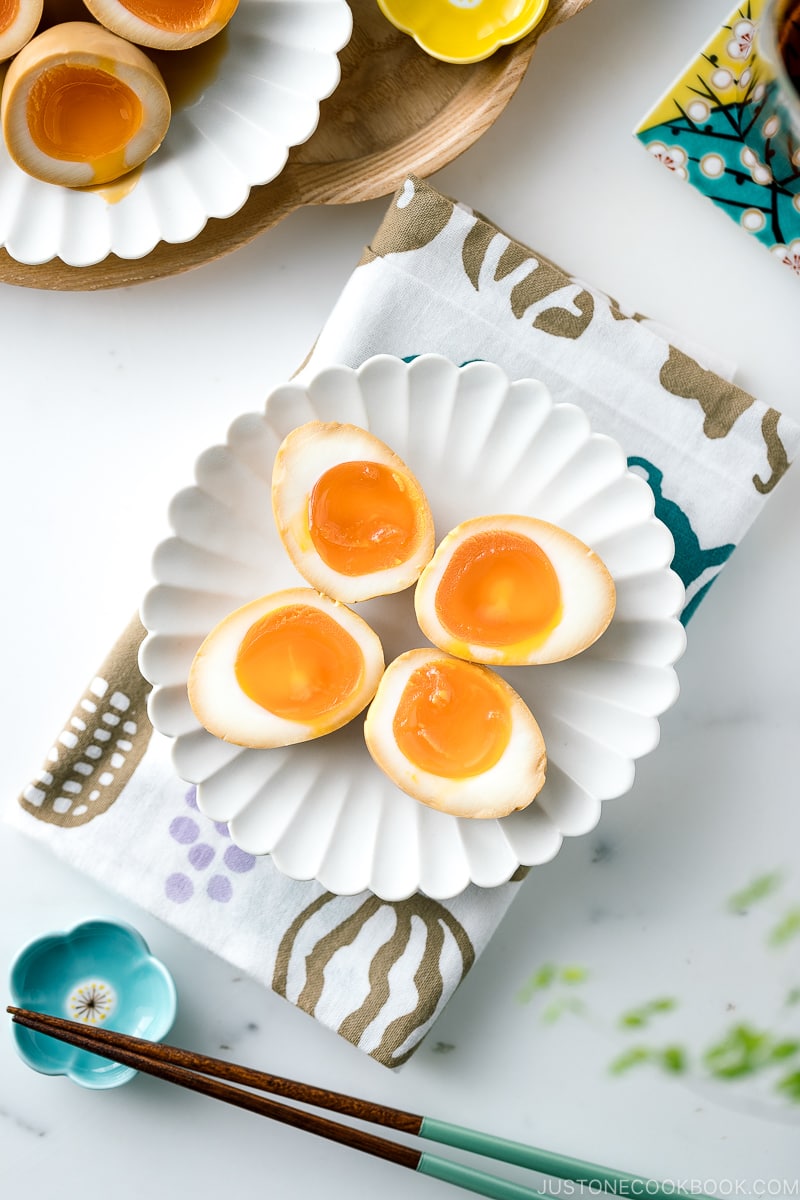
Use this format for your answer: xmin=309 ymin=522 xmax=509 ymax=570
xmin=0 ymin=0 xmax=42 ymax=63
xmin=188 ymin=588 xmax=385 ymax=749
xmin=415 ymin=514 xmax=616 ymax=667
xmin=364 ymin=648 xmax=547 ymax=819
xmin=272 ymin=422 xmax=435 ymax=604
xmin=1 ymin=22 xmax=171 ymax=187
xmin=82 ymin=0 xmax=238 ymax=49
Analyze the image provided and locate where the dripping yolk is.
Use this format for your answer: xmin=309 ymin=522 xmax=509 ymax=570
xmin=392 ymin=658 xmax=512 ymax=779
xmin=309 ymin=460 xmax=422 ymax=577
xmin=435 ymin=531 xmax=562 ymax=648
xmin=234 ymin=604 xmax=364 ymax=723
xmin=120 ymin=0 xmax=217 ymax=33
xmin=27 ymin=65 xmax=142 ymax=164
xmin=0 ymin=0 xmax=18 ymax=35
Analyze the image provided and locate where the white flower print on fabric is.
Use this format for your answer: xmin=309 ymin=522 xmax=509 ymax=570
xmin=771 ymin=239 xmax=800 ymax=273
xmin=741 ymin=145 xmax=773 ymax=186
xmin=647 ymin=141 xmax=689 ymax=180
xmin=727 ymin=19 xmax=754 ymax=59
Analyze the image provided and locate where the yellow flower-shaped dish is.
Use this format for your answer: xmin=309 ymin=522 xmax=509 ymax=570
xmin=377 ymin=0 xmax=549 ymax=64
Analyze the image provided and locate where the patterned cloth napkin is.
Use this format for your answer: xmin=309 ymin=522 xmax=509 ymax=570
xmin=7 ymin=176 xmax=799 ymax=1068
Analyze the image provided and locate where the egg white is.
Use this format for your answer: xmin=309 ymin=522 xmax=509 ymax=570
xmin=83 ymin=0 xmax=239 ymax=49
xmin=364 ymin=648 xmax=547 ymax=819
xmin=188 ymin=588 xmax=385 ymax=749
xmin=415 ymin=514 xmax=616 ymax=667
xmin=272 ymin=422 xmax=435 ymax=604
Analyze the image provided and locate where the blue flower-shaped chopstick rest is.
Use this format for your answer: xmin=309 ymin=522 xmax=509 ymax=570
xmin=9 ymin=919 xmax=177 ymax=1089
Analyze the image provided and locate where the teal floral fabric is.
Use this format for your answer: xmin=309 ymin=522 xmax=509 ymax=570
xmin=636 ymin=1 xmax=800 ymax=272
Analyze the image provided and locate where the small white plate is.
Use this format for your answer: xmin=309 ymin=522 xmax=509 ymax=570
xmin=0 ymin=0 xmax=352 ymax=266
xmin=139 ymin=354 xmax=686 ymax=901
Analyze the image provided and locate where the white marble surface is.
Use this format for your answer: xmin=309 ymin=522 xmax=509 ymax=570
xmin=2 ymin=0 xmax=800 ymax=1196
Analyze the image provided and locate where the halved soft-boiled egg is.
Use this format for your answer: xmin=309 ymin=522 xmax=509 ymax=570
xmin=82 ymin=0 xmax=238 ymax=49
xmin=188 ymin=588 xmax=385 ymax=749
xmin=0 ymin=0 xmax=42 ymax=64
xmin=415 ymin=514 xmax=616 ymax=667
xmin=272 ymin=422 xmax=435 ymax=604
xmin=364 ymin=648 xmax=547 ymax=818
xmin=1 ymin=22 xmax=171 ymax=187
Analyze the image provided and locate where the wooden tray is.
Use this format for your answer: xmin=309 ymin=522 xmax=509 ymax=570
xmin=0 ymin=0 xmax=591 ymax=290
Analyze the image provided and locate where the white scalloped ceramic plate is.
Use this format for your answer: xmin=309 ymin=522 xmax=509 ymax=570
xmin=139 ymin=354 xmax=686 ymax=901
xmin=0 ymin=0 xmax=351 ymax=266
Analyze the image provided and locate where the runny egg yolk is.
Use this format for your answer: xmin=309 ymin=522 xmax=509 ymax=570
xmin=309 ymin=460 xmax=420 ymax=577
xmin=435 ymin=530 xmax=563 ymax=647
xmin=27 ymin=65 xmax=142 ymax=164
xmin=234 ymin=604 xmax=364 ymax=723
xmin=392 ymin=658 xmax=512 ymax=779
xmin=118 ymin=0 xmax=217 ymax=32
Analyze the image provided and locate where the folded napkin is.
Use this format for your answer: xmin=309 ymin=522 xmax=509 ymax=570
xmin=7 ymin=176 xmax=799 ymax=1068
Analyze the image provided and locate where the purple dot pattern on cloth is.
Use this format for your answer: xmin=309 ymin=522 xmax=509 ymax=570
xmin=224 ymin=845 xmax=256 ymax=873
xmin=170 ymin=816 xmax=199 ymax=844
xmin=207 ymin=875 xmax=233 ymax=903
xmin=165 ymin=873 xmax=194 ymax=903
xmin=188 ymin=843 xmax=215 ymax=870
xmin=163 ymin=786 xmax=258 ymax=906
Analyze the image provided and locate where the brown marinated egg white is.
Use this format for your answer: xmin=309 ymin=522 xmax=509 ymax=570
xmin=188 ymin=589 xmax=385 ymax=749
xmin=415 ymin=514 xmax=616 ymax=667
xmin=1 ymin=22 xmax=171 ymax=186
xmin=0 ymin=0 xmax=42 ymax=64
xmin=364 ymin=648 xmax=547 ymax=819
xmin=83 ymin=0 xmax=238 ymax=49
xmin=272 ymin=422 xmax=435 ymax=604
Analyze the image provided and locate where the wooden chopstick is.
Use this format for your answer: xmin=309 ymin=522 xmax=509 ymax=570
xmin=9 ymin=1004 xmax=419 ymax=1131
xmin=9 ymin=1006 xmax=418 ymax=1169
xmin=8 ymin=1006 xmax=691 ymax=1200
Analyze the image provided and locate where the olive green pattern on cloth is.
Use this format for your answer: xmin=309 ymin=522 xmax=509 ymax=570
xmin=469 ymin=234 xmax=597 ymax=340
xmin=754 ymin=409 xmax=791 ymax=494
xmin=659 ymin=346 xmax=790 ymax=494
xmin=359 ymin=176 xmax=452 ymax=264
xmin=17 ymin=612 xmax=153 ymax=829
xmin=659 ymin=345 xmax=756 ymax=439
xmin=273 ymin=892 xmax=476 ymax=1068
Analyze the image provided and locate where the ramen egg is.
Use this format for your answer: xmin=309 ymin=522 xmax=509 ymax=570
xmin=1 ymin=22 xmax=171 ymax=187
xmin=364 ymin=648 xmax=547 ymax=819
xmin=272 ymin=422 xmax=435 ymax=604
xmin=188 ymin=588 xmax=385 ymax=749
xmin=415 ymin=514 xmax=616 ymax=667
xmin=82 ymin=0 xmax=238 ymax=49
xmin=0 ymin=0 xmax=42 ymax=63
